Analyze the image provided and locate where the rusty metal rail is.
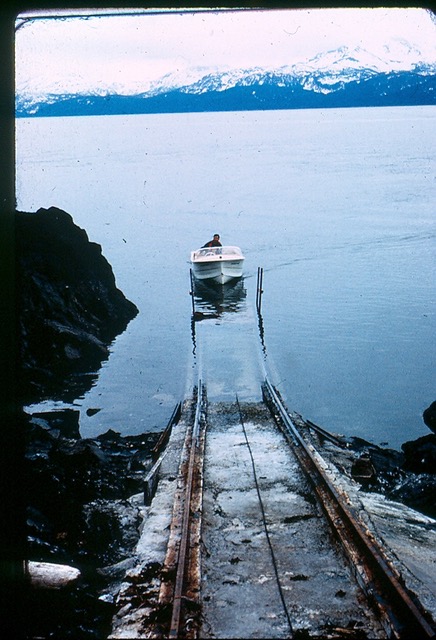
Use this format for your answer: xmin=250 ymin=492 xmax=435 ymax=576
xmin=262 ymin=377 xmax=436 ymax=640
xmin=157 ymin=382 xmax=207 ymax=639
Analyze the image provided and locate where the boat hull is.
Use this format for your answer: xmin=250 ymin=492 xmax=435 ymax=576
xmin=191 ymin=259 xmax=244 ymax=284
xmin=190 ymin=246 xmax=244 ymax=284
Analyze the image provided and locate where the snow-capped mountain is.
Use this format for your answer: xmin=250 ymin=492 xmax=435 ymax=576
xmin=16 ymin=44 xmax=436 ymax=117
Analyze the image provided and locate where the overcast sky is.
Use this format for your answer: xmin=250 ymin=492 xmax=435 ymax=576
xmin=15 ymin=7 xmax=436 ymax=96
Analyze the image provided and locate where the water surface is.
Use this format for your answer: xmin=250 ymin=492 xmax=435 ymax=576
xmin=16 ymin=106 xmax=435 ymax=448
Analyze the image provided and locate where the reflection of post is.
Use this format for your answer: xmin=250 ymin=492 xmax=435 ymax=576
xmin=257 ymin=309 xmax=266 ymax=357
xmin=190 ymin=269 xmax=197 ymax=355
xmin=256 ymin=267 xmax=264 ymax=314
xmin=189 ymin=269 xmax=195 ymax=315
xmin=191 ymin=316 xmax=197 ymax=356
xmin=256 ymin=267 xmax=266 ymax=357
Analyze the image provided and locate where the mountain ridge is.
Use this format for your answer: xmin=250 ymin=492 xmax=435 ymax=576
xmin=16 ymin=44 xmax=436 ymax=117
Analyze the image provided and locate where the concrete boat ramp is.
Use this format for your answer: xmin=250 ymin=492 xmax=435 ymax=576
xmin=107 ymin=391 xmax=436 ymax=639
xmin=106 ymin=281 xmax=436 ymax=638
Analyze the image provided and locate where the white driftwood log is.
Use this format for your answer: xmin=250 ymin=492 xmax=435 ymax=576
xmin=28 ymin=561 xmax=81 ymax=589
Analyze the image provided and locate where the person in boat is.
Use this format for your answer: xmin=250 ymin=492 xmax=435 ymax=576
xmin=202 ymin=234 xmax=222 ymax=248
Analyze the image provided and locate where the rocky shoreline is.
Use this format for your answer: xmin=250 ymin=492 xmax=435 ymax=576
xmin=16 ymin=206 xmax=138 ymax=404
xmin=25 ymin=411 xmax=161 ymax=639
xmin=14 ymin=206 xmax=141 ymax=638
xmin=16 ymin=207 xmax=436 ymax=638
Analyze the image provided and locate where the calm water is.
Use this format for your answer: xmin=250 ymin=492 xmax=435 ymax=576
xmin=16 ymin=106 xmax=435 ymax=449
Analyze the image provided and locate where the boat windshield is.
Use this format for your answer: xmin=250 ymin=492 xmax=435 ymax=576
xmin=192 ymin=246 xmax=242 ymax=260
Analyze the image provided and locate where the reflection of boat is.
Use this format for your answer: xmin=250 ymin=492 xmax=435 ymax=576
xmin=190 ymin=246 xmax=244 ymax=284
xmin=193 ymin=278 xmax=246 ymax=319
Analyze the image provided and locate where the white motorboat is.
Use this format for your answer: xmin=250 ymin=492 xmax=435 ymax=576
xmin=190 ymin=245 xmax=245 ymax=284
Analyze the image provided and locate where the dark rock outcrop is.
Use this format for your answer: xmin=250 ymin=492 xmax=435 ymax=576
xmin=388 ymin=474 xmax=436 ymax=519
xmin=423 ymin=401 xmax=436 ymax=434
xmin=402 ymin=434 xmax=436 ymax=474
xmin=343 ymin=432 xmax=436 ymax=518
xmin=16 ymin=206 xmax=138 ymax=403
